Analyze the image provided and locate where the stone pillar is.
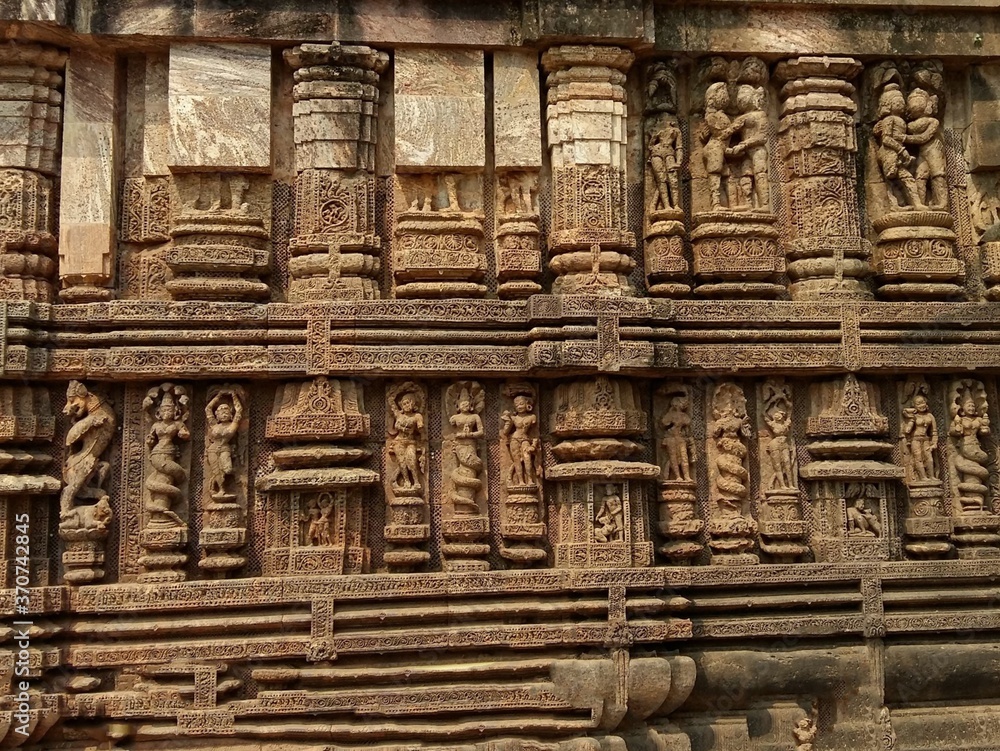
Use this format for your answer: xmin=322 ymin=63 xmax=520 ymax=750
xmin=494 ymin=51 xmax=543 ymax=298
xmin=258 ymin=378 xmax=378 ymax=576
xmin=59 ymin=50 xmax=118 ymax=303
xmin=0 ymin=44 xmax=63 ymax=303
xmin=775 ymin=57 xmax=871 ymax=300
xmin=165 ymin=43 xmax=272 ymax=301
xmin=548 ymin=376 xmax=657 ymax=568
xmin=393 ymin=49 xmax=486 ymax=298
xmin=542 ymin=45 xmax=636 ymax=296
xmin=284 ymin=43 xmax=388 ymax=302
xmin=862 ymin=60 xmax=964 ymax=300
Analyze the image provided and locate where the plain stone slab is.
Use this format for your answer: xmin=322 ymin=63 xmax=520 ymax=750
xmin=168 ymin=43 xmax=271 ymax=171
xmin=394 ymin=49 xmax=484 ymax=169
xmin=494 ymin=51 xmax=541 ymax=169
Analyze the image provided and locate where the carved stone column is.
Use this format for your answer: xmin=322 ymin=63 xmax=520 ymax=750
xmin=57 ymin=382 xmax=112 ymax=584
xmin=800 ymin=375 xmax=902 ymax=562
xmin=542 ymin=45 xmax=636 ymax=296
xmin=393 ymin=50 xmax=486 ymax=298
xmin=0 ymin=45 xmax=64 ymax=303
xmin=548 ymin=376 xmax=657 ymax=568
xmin=898 ymin=378 xmax=952 ymax=558
xmin=498 ymin=381 xmax=546 ymax=565
xmin=198 ymin=384 xmax=248 ymax=576
xmin=441 ymin=381 xmax=490 ymax=571
xmin=383 ymin=381 xmax=430 ymax=570
xmin=690 ymin=57 xmax=782 ymax=299
xmin=258 ymin=377 xmax=377 ymax=575
xmin=164 ymin=44 xmax=272 ymax=301
xmin=0 ymin=386 xmax=59 ymax=587
xmin=775 ymin=56 xmax=870 ymax=301
xmin=654 ymin=382 xmax=703 ymax=563
xmin=284 ymin=43 xmax=388 ymax=301
xmin=864 ymin=60 xmax=964 ymax=300
xmin=643 ymin=61 xmax=689 ymax=298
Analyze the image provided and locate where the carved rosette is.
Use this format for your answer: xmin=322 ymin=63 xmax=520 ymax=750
xmin=946 ymin=378 xmax=1000 ymax=558
xmin=756 ymin=378 xmax=808 ymax=562
xmin=0 ymin=387 xmax=58 ymax=587
xmin=801 ymin=375 xmax=900 ymax=562
xmin=705 ymin=382 xmax=758 ymax=565
xmin=692 ymin=57 xmax=782 ymax=299
xmin=257 ymin=377 xmax=376 ymax=576
xmin=865 ymin=60 xmax=963 ymax=300
xmin=383 ymin=381 xmax=430 ymax=570
xmin=548 ymin=376 xmax=657 ymax=568
xmin=393 ymin=177 xmax=487 ymax=298
xmin=198 ymin=384 xmax=248 ymax=576
xmin=284 ymin=43 xmax=388 ymax=301
xmin=897 ymin=378 xmax=952 ymax=558
xmin=542 ymin=45 xmax=637 ymax=296
xmin=441 ymin=381 xmax=490 ymax=571
xmin=654 ymin=382 xmax=703 ymax=563
xmin=0 ymin=45 xmax=65 ymax=303
xmin=495 ymin=170 xmax=542 ymax=298
xmin=137 ymin=382 xmax=191 ymax=582
xmin=775 ymin=56 xmax=871 ymax=301
xmin=644 ymin=61 xmax=689 ymax=298
xmin=498 ymin=381 xmax=546 ymax=565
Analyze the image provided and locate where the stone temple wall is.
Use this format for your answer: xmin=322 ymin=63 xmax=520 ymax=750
xmin=3 ymin=1 xmax=1000 ymax=749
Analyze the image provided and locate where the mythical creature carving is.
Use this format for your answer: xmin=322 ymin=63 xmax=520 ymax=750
xmin=60 ymin=381 xmax=116 ymax=525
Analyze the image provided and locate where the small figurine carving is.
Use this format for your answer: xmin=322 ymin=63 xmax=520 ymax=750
xmin=407 ymin=173 xmax=462 ymax=213
xmin=59 ymin=496 xmax=113 ymax=533
xmin=388 ymin=385 xmax=425 ymax=491
xmin=727 ymin=85 xmax=769 ymax=210
xmin=647 ymin=120 xmax=683 ymax=212
xmin=846 ymin=486 xmax=882 ymax=537
xmin=711 ymin=392 xmax=753 ymax=515
xmin=501 ymin=392 xmax=543 ymax=488
xmin=873 ymin=83 xmax=921 ymax=210
xmin=302 ymin=496 xmax=323 ymax=546
xmin=143 ymin=384 xmax=190 ymax=527
xmin=702 ymin=82 xmax=737 ymax=209
xmin=594 ymin=484 xmax=625 ymax=543
xmin=905 ymin=87 xmax=947 ymax=210
xmin=792 ymin=703 xmax=819 ymax=751
xmin=948 ymin=383 xmax=992 ymax=514
xmin=448 ymin=383 xmax=485 ymax=516
xmin=901 ymin=391 xmax=938 ymax=482
xmin=60 ymin=381 xmax=116 ymax=519
xmin=764 ymin=407 xmax=796 ymax=490
xmin=498 ymin=171 xmax=536 ymax=215
xmin=661 ymin=393 xmax=694 ymax=483
xmin=205 ymin=388 xmax=243 ymax=501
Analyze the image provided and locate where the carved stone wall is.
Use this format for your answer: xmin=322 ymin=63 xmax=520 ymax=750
xmin=6 ymin=2 xmax=1000 ymax=751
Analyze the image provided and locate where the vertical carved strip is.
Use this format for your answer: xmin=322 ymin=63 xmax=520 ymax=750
xmin=383 ymin=381 xmax=430 ymax=570
xmin=498 ymin=381 xmax=546 ymax=565
xmin=654 ymin=381 xmax=703 ymax=563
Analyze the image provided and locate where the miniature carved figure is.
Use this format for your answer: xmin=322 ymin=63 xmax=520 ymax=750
xmin=388 ymin=386 xmax=425 ymax=491
xmin=905 ymin=87 xmax=948 ymax=210
xmin=501 ymin=392 xmax=543 ymax=488
xmin=60 ymin=381 xmax=116 ymax=518
xmin=302 ymin=496 xmax=323 ymax=546
xmin=498 ymin=172 xmax=536 ymax=215
xmin=59 ymin=496 xmax=113 ymax=533
xmin=764 ymin=407 xmax=797 ymax=490
xmin=949 ymin=387 xmax=992 ymax=513
xmin=661 ymin=393 xmax=694 ymax=482
xmin=711 ymin=395 xmax=752 ymax=514
xmin=647 ymin=119 xmax=683 ymax=212
xmin=205 ymin=389 xmax=243 ymax=500
xmin=594 ymin=484 xmax=625 ymax=543
xmin=143 ymin=384 xmax=190 ymax=527
xmin=316 ymin=493 xmax=334 ymax=545
xmin=873 ymin=83 xmax=921 ymax=209
xmin=846 ymin=497 xmax=881 ymax=537
xmin=449 ymin=384 xmax=485 ymax=516
xmin=702 ymin=82 xmax=736 ymax=208
xmin=792 ymin=704 xmax=819 ymax=751
xmin=902 ymin=393 xmax=938 ymax=481
xmin=728 ymin=84 xmax=770 ymax=210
